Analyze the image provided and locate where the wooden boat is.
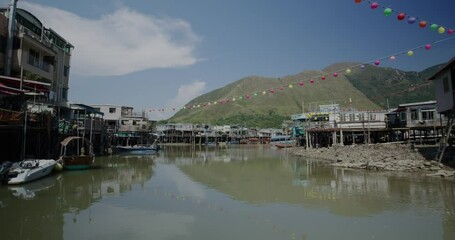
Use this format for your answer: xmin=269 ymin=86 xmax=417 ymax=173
xmin=59 ymin=136 xmax=95 ymax=170
xmin=6 ymin=159 xmax=56 ymax=184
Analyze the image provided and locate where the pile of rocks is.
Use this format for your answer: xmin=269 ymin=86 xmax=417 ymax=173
xmin=292 ymin=143 xmax=455 ymax=177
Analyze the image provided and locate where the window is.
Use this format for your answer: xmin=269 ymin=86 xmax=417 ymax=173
xmin=358 ymin=113 xmax=365 ymax=121
xmin=28 ymin=49 xmax=40 ymax=67
xmin=340 ymin=114 xmax=346 ymax=122
xmin=369 ymin=113 xmax=377 ymax=121
xmin=421 ymin=110 xmax=434 ymax=120
xmin=411 ymin=109 xmax=418 ymax=120
xmin=109 ymin=108 xmax=116 ymax=113
xmin=64 ymin=66 xmax=69 ymax=77
xmin=443 ymin=76 xmax=450 ymax=93
xmin=349 ymin=114 xmax=355 ymax=122
xmin=62 ymin=88 xmax=68 ymax=100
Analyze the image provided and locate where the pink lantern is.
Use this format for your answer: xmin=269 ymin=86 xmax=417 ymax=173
xmin=310 ymin=79 xmax=314 ymax=83
xmin=389 ymin=56 xmax=396 ymax=61
xmin=374 ymin=60 xmax=380 ymax=65
xmin=333 ymin=72 xmax=338 ymax=77
xmin=448 ymin=29 xmax=454 ymax=34
xmin=321 ymin=76 xmax=326 ymax=80
xmin=425 ymin=44 xmax=432 ymax=50
xmin=370 ymin=2 xmax=378 ymax=9
xmin=299 ymin=81 xmax=304 ymax=86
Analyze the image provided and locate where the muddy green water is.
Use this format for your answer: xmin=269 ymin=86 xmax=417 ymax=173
xmin=0 ymin=145 xmax=454 ymax=240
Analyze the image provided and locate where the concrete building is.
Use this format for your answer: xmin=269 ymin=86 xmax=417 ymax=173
xmin=0 ymin=3 xmax=73 ymax=107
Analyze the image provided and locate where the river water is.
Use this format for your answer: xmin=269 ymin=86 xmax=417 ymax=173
xmin=0 ymin=145 xmax=454 ymax=240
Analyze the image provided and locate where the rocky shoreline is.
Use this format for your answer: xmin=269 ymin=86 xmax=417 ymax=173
xmin=292 ymin=143 xmax=455 ymax=178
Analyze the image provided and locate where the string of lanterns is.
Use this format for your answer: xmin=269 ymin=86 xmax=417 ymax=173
xmin=148 ymin=2 xmax=455 ymax=113
xmin=355 ymin=0 xmax=454 ymax=35
xmin=147 ymin=33 xmax=455 ymax=113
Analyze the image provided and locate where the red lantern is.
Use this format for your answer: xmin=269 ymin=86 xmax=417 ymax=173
xmin=397 ymin=13 xmax=406 ymax=21
xmin=355 ymin=0 xmax=362 ymax=3
xmin=321 ymin=76 xmax=326 ymax=80
xmin=299 ymin=81 xmax=304 ymax=86
xmin=419 ymin=21 xmax=427 ymax=28
xmin=333 ymin=72 xmax=338 ymax=77
xmin=310 ymin=79 xmax=314 ymax=83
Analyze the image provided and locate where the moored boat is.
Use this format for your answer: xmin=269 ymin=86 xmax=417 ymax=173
xmin=116 ymin=144 xmax=159 ymax=155
xmin=6 ymin=159 xmax=56 ymax=185
xmin=59 ymin=136 xmax=95 ymax=170
xmin=269 ymin=135 xmax=296 ymax=148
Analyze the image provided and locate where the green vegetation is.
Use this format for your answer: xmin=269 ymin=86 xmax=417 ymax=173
xmin=168 ymin=62 xmax=443 ymax=128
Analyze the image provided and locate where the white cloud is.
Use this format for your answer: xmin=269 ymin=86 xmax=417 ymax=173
xmin=170 ymin=81 xmax=206 ymax=107
xmin=20 ymin=2 xmax=200 ymax=76
xmin=149 ymin=81 xmax=206 ymax=120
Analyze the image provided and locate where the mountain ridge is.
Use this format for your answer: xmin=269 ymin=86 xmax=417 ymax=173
xmin=168 ymin=62 xmax=441 ymax=128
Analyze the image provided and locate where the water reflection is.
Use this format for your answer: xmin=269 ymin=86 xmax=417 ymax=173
xmin=0 ymin=146 xmax=454 ymax=240
xmin=0 ymin=155 xmax=155 ymax=240
xmin=174 ymin=146 xmax=455 ymax=239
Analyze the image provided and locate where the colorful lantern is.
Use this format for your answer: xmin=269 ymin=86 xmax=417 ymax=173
xmin=321 ymin=76 xmax=326 ymax=80
xmin=355 ymin=0 xmax=362 ymax=3
xmin=397 ymin=13 xmax=406 ymax=21
xmin=299 ymin=81 xmax=304 ymax=86
xmin=408 ymin=17 xmax=416 ymax=24
xmin=448 ymin=29 xmax=454 ymax=34
xmin=383 ymin=8 xmax=392 ymax=16
xmin=346 ymin=68 xmax=352 ymax=74
xmin=419 ymin=21 xmax=427 ymax=28
xmin=370 ymin=2 xmax=378 ymax=9
xmin=262 ymin=91 xmax=266 ymax=95
xmin=310 ymin=79 xmax=314 ymax=83
xmin=438 ymin=26 xmax=446 ymax=34
xmin=288 ymin=84 xmax=293 ymax=88
xmin=360 ymin=64 xmax=365 ymax=69
xmin=374 ymin=60 xmax=380 ymax=66
xmin=407 ymin=50 xmax=414 ymax=56
xmin=333 ymin=72 xmax=338 ymax=77
xmin=425 ymin=44 xmax=431 ymax=50
xmin=232 ymin=97 xmax=236 ymax=101
xmin=389 ymin=55 xmax=396 ymax=61
xmin=430 ymin=24 xmax=438 ymax=31
xmin=270 ymin=89 xmax=275 ymax=93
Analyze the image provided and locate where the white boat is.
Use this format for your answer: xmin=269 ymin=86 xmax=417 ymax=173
xmin=6 ymin=159 xmax=56 ymax=185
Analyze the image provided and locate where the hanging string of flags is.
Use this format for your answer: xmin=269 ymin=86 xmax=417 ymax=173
xmin=147 ymin=2 xmax=455 ymax=113
xmin=355 ymin=0 xmax=454 ymax=35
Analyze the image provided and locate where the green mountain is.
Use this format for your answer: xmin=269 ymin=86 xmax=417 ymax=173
xmin=169 ymin=63 xmax=440 ymax=128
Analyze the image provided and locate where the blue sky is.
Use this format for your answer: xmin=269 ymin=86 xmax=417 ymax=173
xmin=3 ymin=0 xmax=455 ymax=119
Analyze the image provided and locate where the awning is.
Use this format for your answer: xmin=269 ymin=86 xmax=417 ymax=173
xmin=0 ymin=75 xmax=51 ymax=95
xmin=0 ymin=83 xmax=25 ymax=95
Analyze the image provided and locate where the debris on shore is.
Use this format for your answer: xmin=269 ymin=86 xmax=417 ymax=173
xmin=292 ymin=143 xmax=455 ymax=177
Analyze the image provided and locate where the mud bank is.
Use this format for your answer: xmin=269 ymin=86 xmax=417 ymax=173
xmin=292 ymin=143 xmax=455 ymax=178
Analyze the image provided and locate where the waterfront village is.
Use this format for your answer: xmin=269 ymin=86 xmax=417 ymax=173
xmin=1 ymin=4 xmax=455 ymax=179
